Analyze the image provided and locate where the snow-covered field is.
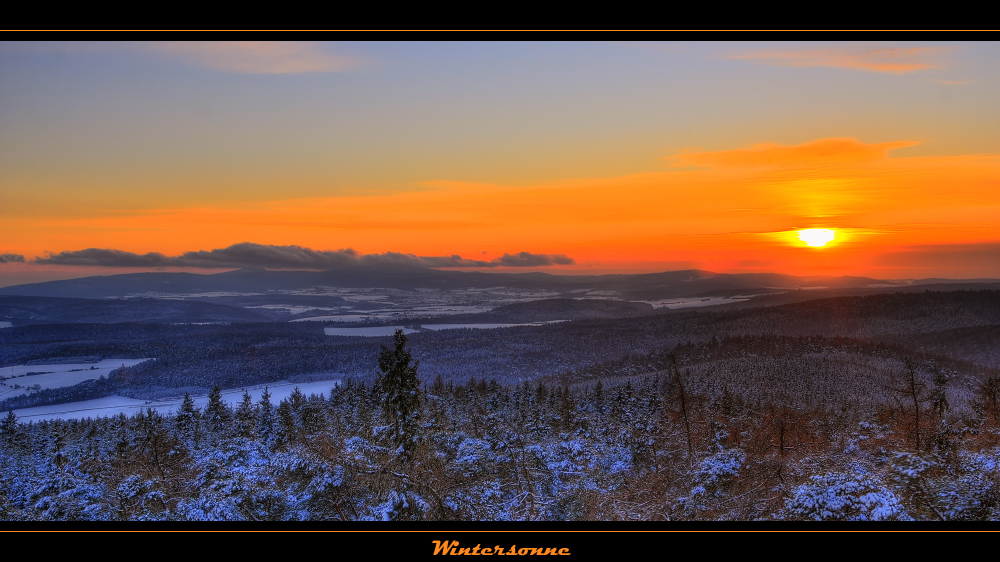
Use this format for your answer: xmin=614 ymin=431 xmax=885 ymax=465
xmin=295 ymin=314 xmax=381 ymax=323
xmin=0 ymin=321 xmax=12 ymax=328
xmin=248 ymin=305 xmax=344 ymax=315
xmin=0 ymin=358 xmax=151 ymax=400
xmin=12 ymin=379 xmax=341 ymax=423
xmin=324 ymin=326 xmax=420 ymax=337
xmin=422 ymin=323 xmax=527 ymax=331
xmin=293 ymin=305 xmax=492 ymax=323
xmin=421 ymin=322 xmax=563 ymax=331
xmin=408 ymin=305 xmax=490 ymax=314
xmin=323 ymin=322 xmax=566 ymax=336
xmin=637 ymin=297 xmax=751 ymax=309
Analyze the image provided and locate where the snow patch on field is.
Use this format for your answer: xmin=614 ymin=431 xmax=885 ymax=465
xmin=295 ymin=314 xmax=378 ymax=323
xmin=0 ymin=321 xmax=12 ymax=328
xmin=421 ymin=321 xmax=566 ymax=331
xmin=638 ymin=297 xmax=751 ymax=309
xmin=12 ymin=379 xmax=341 ymax=422
xmin=248 ymin=305 xmax=343 ymax=315
xmin=0 ymin=358 xmax=151 ymax=400
xmin=324 ymin=326 xmax=420 ymax=337
xmin=422 ymin=323 xmax=525 ymax=331
xmin=323 ymin=322 xmax=568 ymax=336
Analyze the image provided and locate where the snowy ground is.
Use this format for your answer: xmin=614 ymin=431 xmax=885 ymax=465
xmin=0 ymin=358 xmax=151 ymax=401
xmin=324 ymin=322 xmax=567 ymax=336
xmin=250 ymin=287 xmax=563 ymax=322
xmin=422 ymin=323 xmax=532 ymax=331
xmin=248 ymin=305 xmax=345 ymax=315
xmin=292 ymin=306 xmax=494 ymax=323
xmin=12 ymin=379 xmax=341 ymax=423
xmin=637 ymin=297 xmax=752 ymax=309
xmin=324 ymin=326 xmax=420 ymax=337
xmin=421 ymin=322 xmax=566 ymax=331
xmin=0 ymin=321 xmax=12 ymax=328
xmin=295 ymin=314 xmax=385 ymax=323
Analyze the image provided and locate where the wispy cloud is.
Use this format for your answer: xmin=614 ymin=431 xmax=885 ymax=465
xmin=33 ymin=243 xmax=574 ymax=270
xmin=0 ymin=41 xmax=363 ymax=74
xmin=0 ymin=253 xmax=25 ymax=264
xmin=669 ymin=138 xmax=918 ymax=169
xmin=141 ymin=42 xmax=363 ymax=74
xmin=728 ymin=46 xmax=949 ymax=74
xmin=874 ymin=242 xmax=1000 ymax=274
xmin=492 ymin=252 xmax=575 ymax=267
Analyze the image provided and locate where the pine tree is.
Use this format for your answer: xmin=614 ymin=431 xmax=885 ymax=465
xmin=558 ymin=386 xmax=577 ymax=433
xmin=431 ymin=373 xmax=445 ymax=396
xmin=375 ymin=329 xmax=421 ymax=461
xmin=277 ymin=400 xmax=296 ymax=445
xmin=258 ymin=386 xmax=275 ymax=442
xmin=235 ymin=390 xmax=256 ymax=439
xmin=0 ymin=411 xmax=17 ymax=448
xmin=300 ymin=395 xmax=327 ymax=435
xmin=205 ymin=384 xmax=231 ymax=435
xmin=48 ymin=422 xmax=67 ymax=469
xmin=175 ymin=392 xmax=199 ymax=445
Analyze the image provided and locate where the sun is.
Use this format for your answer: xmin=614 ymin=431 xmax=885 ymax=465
xmin=798 ymin=228 xmax=835 ymax=247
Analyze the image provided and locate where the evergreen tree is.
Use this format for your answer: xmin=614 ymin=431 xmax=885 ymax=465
xmin=300 ymin=395 xmax=327 ymax=435
xmin=175 ymin=392 xmax=199 ymax=444
xmin=235 ymin=390 xmax=256 ymax=439
xmin=0 ymin=411 xmax=15 ymax=435
xmin=258 ymin=386 xmax=275 ymax=442
xmin=558 ymin=386 xmax=577 ymax=432
xmin=375 ymin=329 xmax=421 ymax=461
xmin=206 ymin=384 xmax=231 ymax=435
xmin=431 ymin=373 xmax=445 ymax=396
xmin=277 ymin=400 xmax=296 ymax=445
xmin=48 ymin=422 xmax=67 ymax=469
xmin=0 ymin=411 xmax=19 ymax=450
xmin=931 ymin=370 xmax=950 ymax=423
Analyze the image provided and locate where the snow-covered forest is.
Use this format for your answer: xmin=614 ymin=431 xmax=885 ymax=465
xmin=2 ymin=330 xmax=999 ymax=521
xmin=2 ymin=290 xmax=1000 ymax=521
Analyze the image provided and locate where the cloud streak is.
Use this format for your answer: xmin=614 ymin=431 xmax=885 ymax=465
xmin=33 ymin=243 xmax=575 ymax=270
xmin=142 ymin=41 xmax=363 ymax=74
xmin=874 ymin=242 xmax=1000 ymax=272
xmin=0 ymin=253 xmax=25 ymax=264
xmin=0 ymin=41 xmax=363 ymax=75
xmin=492 ymin=251 xmax=575 ymax=267
xmin=728 ymin=46 xmax=948 ymax=74
xmin=670 ymin=138 xmax=918 ymax=169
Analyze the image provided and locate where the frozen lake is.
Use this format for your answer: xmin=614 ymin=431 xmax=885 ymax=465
xmin=421 ymin=322 xmax=562 ymax=331
xmin=11 ymin=379 xmax=342 ymax=423
xmin=249 ymin=304 xmax=344 ymax=315
xmin=637 ymin=297 xmax=751 ymax=309
xmin=293 ymin=305 xmax=491 ymax=323
xmin=324 ymin=326 xmax=420 ymax=337
xmin=295 ymin=314 xmax=388 ymax=323
xmin=0 ymin=358 xmax=151 ymax=401
xmin=324 ymin=322 xmax=566 ymax=336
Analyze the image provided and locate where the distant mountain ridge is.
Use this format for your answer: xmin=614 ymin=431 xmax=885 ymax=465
xmin=0 ymin=295 xmax=272 ymax=325
xmin=426 ymin=298 xmax=656 ymax=324
xmin=3 ymin=264 xmax=983 ymax=300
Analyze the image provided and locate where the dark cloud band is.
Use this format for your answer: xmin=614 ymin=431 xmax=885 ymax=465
xmin=493 ymin=251 xmax=575 ymax=267
xmin=33 ymin=243 xmax=575 ymax=270
xmin=0 ymin=253 xmax=26 ymax=264
xmin=874 ymin=242 xmax=1000 ymax=273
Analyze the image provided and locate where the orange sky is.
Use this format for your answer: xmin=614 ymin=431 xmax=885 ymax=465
xmin=2 ymin=42 xmax=1000 ymax=284
xmin=5 ymin=138 xmax=999 ymax=279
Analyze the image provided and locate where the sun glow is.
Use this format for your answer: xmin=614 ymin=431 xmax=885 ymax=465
xmin=798 ymin=229 xmax=836 ymax=247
